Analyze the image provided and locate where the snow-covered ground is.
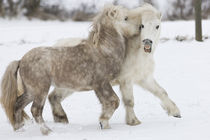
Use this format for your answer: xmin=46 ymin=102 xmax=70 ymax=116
xmin=0 ymin=19 xmax=210 ymax=140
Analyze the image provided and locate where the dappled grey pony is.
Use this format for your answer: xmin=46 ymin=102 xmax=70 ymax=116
xmin=0 ymin=4 xmax=141 ymax=135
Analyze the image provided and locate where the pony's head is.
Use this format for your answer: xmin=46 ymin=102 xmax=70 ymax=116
xmin=136 ymin=4 xmax=161 ymax=53
xmin=93 ymin=4 xmax=141 ymax=39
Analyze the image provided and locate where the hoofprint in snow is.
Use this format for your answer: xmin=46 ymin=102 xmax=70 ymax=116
xmin=0 ymin=19 xmax=210 ymax=139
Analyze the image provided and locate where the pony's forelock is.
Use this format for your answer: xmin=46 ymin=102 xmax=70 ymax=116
xmin=135 ymin=3 xmax=161 ymax=20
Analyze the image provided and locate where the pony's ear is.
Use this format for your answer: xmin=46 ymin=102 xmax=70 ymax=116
xmin=110 ymin=9 xmax=118 ymax=18
xmin=105 ymin=7 xmax=118 ymax=19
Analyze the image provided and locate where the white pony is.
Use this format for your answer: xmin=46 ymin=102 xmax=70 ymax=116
xmin=116 ymin=4 xmax=181 ymax=125
xmin=18 ymin=4 xmax=181 ymax=126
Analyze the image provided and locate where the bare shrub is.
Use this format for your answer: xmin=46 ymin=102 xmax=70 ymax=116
xmin=70 ymin=3 xmax=96 ymax=21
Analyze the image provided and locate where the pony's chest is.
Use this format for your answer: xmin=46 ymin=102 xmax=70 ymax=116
xmin=135 ymin=56 xmax=154 ymax=80
xmin=119 ymin=53 xmax=154 ymax=82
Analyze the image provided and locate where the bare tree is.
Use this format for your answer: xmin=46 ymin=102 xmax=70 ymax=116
xmin=195 ymin=0 xmax=202 ymax=41
xmin=23 ymin=0 xmax=41 ymax=17
xmin=113 ymin=0 xmax=119 ymax=5
xmin=7 ymin=0 xmax=15 ymax=16
xmin=138 ymin=0 xmax=154 ymax=5
xmin=143 ymin=0 xmax=154 ymax=5
xmin=0 ymin=0 xmax=4 ymax=17
xmin=173 ymin=0 xmax=186 ymax=19
xmin=7 ymin=0 xmax=23 ymax=17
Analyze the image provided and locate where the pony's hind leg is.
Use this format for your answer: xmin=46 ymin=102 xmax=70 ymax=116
xmin=48 ymin=88 xmax=73 ymax=123
xmin=139 ymin=78 xmax=181 ymax=118
xmin=14 ymin=93 xmax=32 ymax=130
xmin=119 ymin=80 xmax=141 ymax=126
xmin=31 ymin=92 xmax=51 ymax=135
xmin=94 ymin=82 xmax=120 ymax=129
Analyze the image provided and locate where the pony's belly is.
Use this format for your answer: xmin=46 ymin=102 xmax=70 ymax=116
xmin=51 ymin=73 xmax=93 ymax=91
xmin=52 ymin=81 xmax=92 ymax=91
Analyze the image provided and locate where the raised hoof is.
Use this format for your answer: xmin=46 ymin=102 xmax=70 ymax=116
xmin=161 ymin=102 xmax=181 ymax=118
xmin=99 ymin=121 xmax=111 ymax=129
xmin=54 ymin=115 xmax=69 ymax=124
xmin=173 ymin=114 xmax=182 ymax=118
xmin=40 ymin=125 xmax=52 ymax=135
xmin=126 ymin=117 xmax=141 ymax=126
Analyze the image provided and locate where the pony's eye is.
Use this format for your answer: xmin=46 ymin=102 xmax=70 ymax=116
xmin=139 ymin=24 xmax=144 ymax=30
xmin=124 ymin=16 xmax=128 ymax=21
xmin=156 ymin=25 xmax=159 ymax=29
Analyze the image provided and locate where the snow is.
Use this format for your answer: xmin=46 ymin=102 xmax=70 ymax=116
xmin=0 ymin=19 xmax=210 ymax=139
xmin=160 ymin=20 xmax=210 ymax=39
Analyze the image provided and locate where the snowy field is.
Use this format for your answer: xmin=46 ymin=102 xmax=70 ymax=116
xmin=0 ymin=19 xmax=210 ymax=140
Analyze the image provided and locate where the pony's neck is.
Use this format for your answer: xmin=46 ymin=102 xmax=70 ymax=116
xmin=100 ymin=24 xmax=123 ymax=45
xmin=100 ymin=23 xmax=126 ymax=57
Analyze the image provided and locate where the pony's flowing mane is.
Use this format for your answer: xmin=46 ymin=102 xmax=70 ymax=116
xmin=87 ymin=4 xmax=124 ymax=46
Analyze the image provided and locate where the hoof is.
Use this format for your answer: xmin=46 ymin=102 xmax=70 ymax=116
xmin=14 ymin=122 xmax=24 ymax=131
xmin=15 ymin=127 xmax=25 ymax=132
xmin=173 ymin=114 xmax=182 ymax=118
xmin=161 ymin=102 xmax=181 ymax=118
xmin=166 ymin=108 xmax=181 ymax=118
xmin=99 ymin=121 xmax=111 ymax=129
xmin=126 ymin=117 xmax=141 ymax=126
xmin=40 ymin=124 xmax=52 ymax=135
xmin=54 ymin=115 xmax=69 ymax=124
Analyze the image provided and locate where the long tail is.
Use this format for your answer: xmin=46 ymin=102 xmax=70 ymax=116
xmin=0 ymin=60 xmax=20 ymax=128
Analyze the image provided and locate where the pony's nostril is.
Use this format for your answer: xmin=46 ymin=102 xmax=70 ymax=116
xmin=143 ymin=39 xmax=152 ymax=44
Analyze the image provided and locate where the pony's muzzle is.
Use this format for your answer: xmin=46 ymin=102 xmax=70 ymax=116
xmin=143 ymin=39 xmax=152 ymax=53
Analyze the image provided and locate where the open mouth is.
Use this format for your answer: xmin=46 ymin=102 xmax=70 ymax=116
xmin=144 ymin=45 xmax=152 ymax=53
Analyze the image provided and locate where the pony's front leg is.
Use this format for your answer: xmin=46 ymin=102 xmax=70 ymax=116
xmin=94 ymin=82 xmax=120 ymax=129
xmin=139 ymin=78 xmax=181 ymax=118
xmin=119 ymin=80 xmax=141 ymax=126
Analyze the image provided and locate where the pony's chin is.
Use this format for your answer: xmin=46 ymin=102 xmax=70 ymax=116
xmin=144 ymin=45 xmax=152 ymax=53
